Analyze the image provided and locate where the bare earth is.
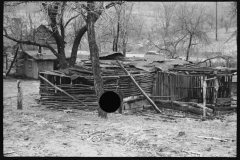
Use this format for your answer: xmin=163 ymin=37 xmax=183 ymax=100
xmin=3 ymin=79 xmax=237 ymax=157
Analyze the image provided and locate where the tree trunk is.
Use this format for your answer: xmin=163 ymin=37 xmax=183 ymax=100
xmin=6 ymin=45 xmax=19 ymax=76
xmin=69 ymin=25 xmax=88 ymax=67
xmin=113 ymin=15 xmax=120 ymax=52
xmin=186 ymin=34 xmax=193 ymax=61
xmin=28 ymin=13 xmax=34 ymax=50
xmin=48 ymin=2 xmax=68 ymax=69
xmin=58 ymin=44 xmax=68 ymax=69
xmin=115 ymin=20 xmax=120 ymax=52
xmin=87 ymin=1 xmax=107 ymax=119
xmin=122 ymin=41 xmax=127 ymax=57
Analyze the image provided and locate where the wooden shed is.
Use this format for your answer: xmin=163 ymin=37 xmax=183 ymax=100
xmin=16 ymin=50 xmax=72 ymax=79
xmin=14 ymin=24 xmax=71 ymax=79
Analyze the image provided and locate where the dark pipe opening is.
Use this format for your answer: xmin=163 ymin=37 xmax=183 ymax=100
xmin=99 ymin=91 xmax=122 ymax=113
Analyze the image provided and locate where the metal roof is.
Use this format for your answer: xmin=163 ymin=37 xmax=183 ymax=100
xmin=99 ymin=52 xmax=124 ymax=60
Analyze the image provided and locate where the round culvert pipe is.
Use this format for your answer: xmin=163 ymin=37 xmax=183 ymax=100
xmin=98 ymin=90 xmax=124 ymax=113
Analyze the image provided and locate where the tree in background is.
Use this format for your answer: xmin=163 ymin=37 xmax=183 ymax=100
xmin=175 ymin=3 xmax=210 ymax=61
xmin=3 ymin=1 xmax=122 ymax=69
xmin=4 ymin=1 xmax=124 ymax=118
xmin=95 ymin=2 xmax=135 ymax=56
xmin=225 ymin=2 xmax=237 ymax=44
xmin=148 ymin=2 xmax=185 ymax=58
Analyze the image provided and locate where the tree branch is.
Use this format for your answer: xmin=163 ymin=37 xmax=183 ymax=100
xmin=60 ymin=2 xmax=66 ymax=39
xmin=184 ymin=56 xmax=231 ymax=67
xmin=148 ymin=37 xmax=172 ymax=54
xmin=4 ymin=29 xmax=59 ymax=59
xmin=64 ymin=14 xmax=81 ymax=28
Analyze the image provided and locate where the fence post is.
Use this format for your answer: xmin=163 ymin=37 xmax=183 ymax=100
xmin=213 ymin=72 xmax=219 ymax=115
xmin=202 ymin=75 xmax=207 ymax=118
xmin=17 ymin=80 xmax=23 ymax=110
xmin=152 ymin=72 xmax=158 ymax=103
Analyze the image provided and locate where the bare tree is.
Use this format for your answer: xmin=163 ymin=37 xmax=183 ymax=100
xmin=225 ymin=2 xmax=237 ymax=43
xmin=93 ymin=2 xmax=135 ymax=56
xmin=3 ymin=2 xmax=122 ymax=69
xmin=147 ymin=2 xmax=185 ymax=58
xmin=155 ymin=2 xmax=177 ymax=37
xmin=175 ymin=3 xmax=210 ymax=61
xmin=120 ymin=2 xmax=134 ymax=56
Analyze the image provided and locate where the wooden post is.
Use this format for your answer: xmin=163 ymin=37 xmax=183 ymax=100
xmin=17 ymin=80 xmax=23 ymax=109
xmin=6 ymin=45 xmax=19 ymax=77
xmin=6 ymin=54 xmax=8 ymax=70
xmin=213 ymin=71 xmax=219 ymax=115
xmin=202 ymin=76 xmax=207 ymax=118
xmin=152 ymin=73 xmax=158 ymax=103
xmin=38 ymin=46 xmax=42 ymax=53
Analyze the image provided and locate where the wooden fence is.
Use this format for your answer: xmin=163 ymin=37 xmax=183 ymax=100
xmin=152 ymin=71 xmax=232 ymax=104
xmin=39 ymin=71 xmax=154 ymax=109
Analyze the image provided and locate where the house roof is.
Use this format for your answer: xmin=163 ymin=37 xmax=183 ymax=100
xmin=130 ymin=58 xmax=190 ymax=72
xmin=22 ymin=49 xmax=90 ymax=61
xmin=34 ymin=25 xmax=53 ymax=35
xmin=23 ymin=50 xmax=72 ymax=61
xmin=34 ymin=25 xmax=66 ymax=44
xmin=99 ymin=52 xmax=124 ymax=60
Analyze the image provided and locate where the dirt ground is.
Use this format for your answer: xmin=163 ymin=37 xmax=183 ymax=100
xmin=3 ymin=79 xmax=237 ymax=157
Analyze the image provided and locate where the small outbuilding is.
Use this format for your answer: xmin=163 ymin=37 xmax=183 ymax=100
xmin=16 ymin=50 xmax=72 ymax=79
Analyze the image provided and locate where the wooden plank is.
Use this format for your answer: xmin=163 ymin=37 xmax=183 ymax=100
xmin=161 ymin=72 xmax=164 ymax=99
xmin=202 ymin=76 xmax=207 ymax=117
xmin=228 ymin=75 xmax=232 ymax=97
xmin=163 ymin=73 xmax=166 ymax=100
xmin=151 ymin=73 xmax=157 ymax=102
xmin=168 ymin=74 xmax=171 ymax=100
xmin=157 ymin=72 xmax=159 ymax=98
xmin=159 ymin=72 xmax=161 ymax=98
xmin=216 ymin=98 xmax=231 ymax=104
xmin=177 ymin=74 xmax=180 ymax=100
xmin=172 ymin=74 xmax=175 ymax=100
xmin=165 ymin=73 xmax=169 ymax=100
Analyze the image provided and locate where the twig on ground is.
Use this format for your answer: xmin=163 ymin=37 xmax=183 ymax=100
xmin=197 ymin=136 xmax=234 ymax=142
xmin=182 ymin=150 xmax=202 ymax=156
xmin=4 ymin=151 xmax=15 ymax=155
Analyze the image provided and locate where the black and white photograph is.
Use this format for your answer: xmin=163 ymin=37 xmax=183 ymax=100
xmin=3 ymin=1 xmax=237 ymax=157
